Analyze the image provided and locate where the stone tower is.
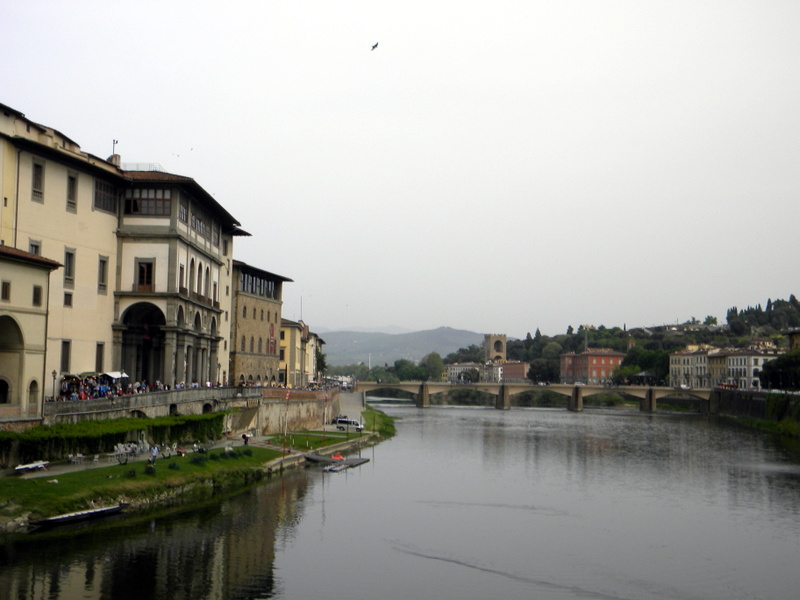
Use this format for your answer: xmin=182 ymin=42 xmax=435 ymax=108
xmin=484 ymin=334 xmax=507 ymax=362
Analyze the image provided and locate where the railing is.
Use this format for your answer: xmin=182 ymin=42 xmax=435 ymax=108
xmin=44 ymin=386 xmax=263 ymax=417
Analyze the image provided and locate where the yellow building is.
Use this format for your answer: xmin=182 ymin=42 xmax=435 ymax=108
xmin=0 ymin=101 xmax=247 ymax=395
xmin=230 ymin=260 xmax=292 ymax=386
xmin=0 ymin=246 xmax=60 ymax=426
xmin=279 ymin=319 xmax=324 ymax=388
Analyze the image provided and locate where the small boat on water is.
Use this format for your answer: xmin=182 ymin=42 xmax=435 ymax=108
xmin=30 ymin=503 xmax=129 ymax=530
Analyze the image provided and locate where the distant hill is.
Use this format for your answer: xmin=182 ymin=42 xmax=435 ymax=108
xmin=321 ymin=327 xmax=485 ymax=366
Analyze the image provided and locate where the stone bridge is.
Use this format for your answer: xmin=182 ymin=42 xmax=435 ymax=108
xmin=354 ymin=381 xmax=716 ymax=413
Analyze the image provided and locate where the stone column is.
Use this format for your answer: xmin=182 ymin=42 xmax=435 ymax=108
xmin=568 ymin=385 xmax=584 ymax=412
xmin=417 ymin=383 xmax=430 ymax=408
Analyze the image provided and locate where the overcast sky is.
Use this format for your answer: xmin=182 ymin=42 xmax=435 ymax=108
xmin=3 ymin=1 xmax=799 ymax=338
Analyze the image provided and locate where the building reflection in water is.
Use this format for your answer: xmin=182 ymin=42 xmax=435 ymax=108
xmin=0 ymin=469 xmax=311 ymax=600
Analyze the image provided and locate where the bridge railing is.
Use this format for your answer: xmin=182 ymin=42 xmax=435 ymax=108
xmin=43 ymin=386 xmax=263 ymax=417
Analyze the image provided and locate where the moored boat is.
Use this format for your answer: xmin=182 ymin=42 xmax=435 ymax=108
xmin=30 ymin=503 xmax=129 ymax=530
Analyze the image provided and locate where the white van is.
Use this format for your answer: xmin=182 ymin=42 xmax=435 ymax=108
xmin=336 ymin=419 xmax=364 ymax=432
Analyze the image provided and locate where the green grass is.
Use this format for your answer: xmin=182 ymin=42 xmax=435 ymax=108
xmin=362 ymin=404 xmax=397 ymax=438
xmin=0 ymin=446 xmax=283 ymax=521
xmin=262 ymin=432 xmax=352 ymax=451
xmin=1 ymin=405 xmax=398 ymax=525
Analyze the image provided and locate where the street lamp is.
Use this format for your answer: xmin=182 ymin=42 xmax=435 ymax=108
xmin=51 ymin=370 xmax=57 ymax=400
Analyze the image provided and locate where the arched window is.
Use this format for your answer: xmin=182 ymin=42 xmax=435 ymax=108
xmin=29 ymin=381 xmax=39 ymax=408
xmin=242 ymin=305 xmax=247 ymax=318
xmin=250 ymin=337 xmax=254 ymax=353
xmin=258 ymin=338 xmax=263 ymax=353
xmin=196 ymin=262 xmax=203 ymax=296
xmin=241 ymin=336 xmax=246 ymax=352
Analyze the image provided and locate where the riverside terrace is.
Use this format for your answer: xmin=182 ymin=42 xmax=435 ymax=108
xmin=42 ymin=386 xmax=263 ymax=425
xmin=40 ymin=386 xmax=339 ymax=428
xmin=355 ymin=381 xmax=716 ymax=412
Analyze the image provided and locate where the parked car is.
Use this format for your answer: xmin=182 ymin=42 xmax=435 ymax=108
xmin=336 ymin=419 xmax=364 ymax=432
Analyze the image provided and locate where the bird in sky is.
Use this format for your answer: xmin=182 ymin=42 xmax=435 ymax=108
xmin=371 ymin=42 xmax=378 ymax=51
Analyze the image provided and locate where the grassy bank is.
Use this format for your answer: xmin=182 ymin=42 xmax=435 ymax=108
xmin=1 ymin=407 xmax=398 ymax=532
xmin=0 ymin=446 xmax=283 ymax=525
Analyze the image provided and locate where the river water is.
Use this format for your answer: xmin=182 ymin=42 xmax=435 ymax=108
xmin=3 ymin=404 xmax=800 ymax=600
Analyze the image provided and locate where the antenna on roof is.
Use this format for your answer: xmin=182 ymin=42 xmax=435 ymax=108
xmin=112 ymin=139 xmax=118 ymax=155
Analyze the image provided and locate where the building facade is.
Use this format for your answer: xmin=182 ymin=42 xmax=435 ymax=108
xmin=279 ymin=319 xmax=324 ymax=388
xmin=670 ymin=346 xmax=777 ymax=390
xmin=0 ymin=246 xmax=60 ymax=425
xmin=0 ymin=102 xmax=246 ymax=401
xmin=230 ymin=260 xmax=291 ymax=386
xmin=560 ymin=349 xmax=625 ymax=385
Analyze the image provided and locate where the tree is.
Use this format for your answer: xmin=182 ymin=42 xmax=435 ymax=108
xmin=315 ymin=348 xmax=327 ymax=378
xmin=541 ymin=341 xmax=562 ymax=360
xmin=392 ymin=359 xmax=422 ymax=381
xmin=420 ymin=352 xmax=445 ymax=381
xmin=527 ymin=359 xmax=559 ymax=383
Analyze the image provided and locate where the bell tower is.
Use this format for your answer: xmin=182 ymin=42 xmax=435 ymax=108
xmin=484 ymin=334 xmax=507 ymax=362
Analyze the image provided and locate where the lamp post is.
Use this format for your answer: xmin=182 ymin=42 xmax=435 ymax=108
xmin=51 ymin=370 xmax=57 ymax=400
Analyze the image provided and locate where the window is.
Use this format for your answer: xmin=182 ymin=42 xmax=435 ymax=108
xmin=94 ymin=180 xmax=117 ymax=213
xmin=29 ymin=240 xmax=41 ymax=255
xmin=64 ymin=249 xmax=75 ymax=287
xmin=137 ymin=261 xmax=154 ymax=292
xmin=242 ymin=305 xmax=247 ymax=318
xmin=179 ymin=264 xmax=185 ymax=291
xmin=250 ymin=337 xmax=254 ymax=353
xmin=124 ymin=189 xmax=171 ymax=215
xmin=258 ymin=338 xmax=263 ymax=353
xmin=32 ymin=160 xmax=44 ymax=201
xmin=32 ymin=285 xmax=42 ymax=306
xmin=1 ymin=281 xmax=10 ymax=301
xmin=66 ymin=173 xmax=77 ymax=211
xmin=98 ymin=256 xmax=108 ymax=292
xmin=240 ymin=336 xmax=246 ymax=352
xmin=179 ymin=199 xmax=188 ymax=223
xmin=95 ymin=343 xmax=104 ymax=373
xmin=60 ymin=340 xmax=71 ymax=373
xmin=64 ymin=292 xmax=73 ymax=307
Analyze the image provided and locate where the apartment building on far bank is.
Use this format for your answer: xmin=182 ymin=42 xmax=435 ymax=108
xmin=560 ymin=348 xmax=625 ymax=385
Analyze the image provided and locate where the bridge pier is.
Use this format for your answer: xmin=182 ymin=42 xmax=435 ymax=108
xmin=417 ymin=384 xmax=430 ymax=408
xmin=568 ymin=386 xmax=584 ymax=412
xmin=496 ymin=384 xmax=510 ymax=410
xmin=640 ymin=388 xmax=656 ymax=412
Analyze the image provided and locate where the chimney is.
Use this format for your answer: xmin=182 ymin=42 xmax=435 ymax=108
xmin=107 ymin=154 xmax=121 ymax=167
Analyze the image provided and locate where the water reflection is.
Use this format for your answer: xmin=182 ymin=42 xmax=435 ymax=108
xmin=3 ymin=407 xmax=800 ymax=600
xmin=0 ymin=470 xmax=311 ymax=600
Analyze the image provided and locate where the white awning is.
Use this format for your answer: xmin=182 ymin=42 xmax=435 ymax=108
xmin=103 ymin=371 xmax=129 ymax=380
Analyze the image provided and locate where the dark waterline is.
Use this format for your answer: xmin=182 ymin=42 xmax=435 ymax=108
xmin=3 ymin=406 xmax=800 ymax=599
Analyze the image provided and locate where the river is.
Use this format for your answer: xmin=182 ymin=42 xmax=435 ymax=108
xmin=2 ymin=404 xmax=800 ymax=599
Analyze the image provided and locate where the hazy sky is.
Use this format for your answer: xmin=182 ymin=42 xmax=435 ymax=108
xmin=3 ymin=1 xmax=799 ymax=338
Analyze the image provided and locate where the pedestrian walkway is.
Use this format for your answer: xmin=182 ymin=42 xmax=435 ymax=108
xmin=8 ymin=390 xmax=368 ymax=481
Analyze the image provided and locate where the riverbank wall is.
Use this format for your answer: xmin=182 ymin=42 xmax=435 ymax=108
xmin=716 ymin=390 xmax=800 ymax=422
xmin=1 ymin=389 xmax=340 ymax=467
